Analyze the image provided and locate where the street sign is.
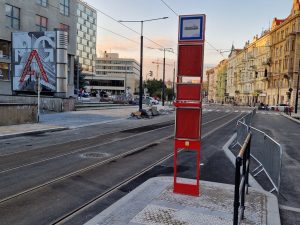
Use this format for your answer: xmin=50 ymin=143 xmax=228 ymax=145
xmin=179 ymin=14 xmax=205 ymax=43
xmin=178 ymin=44 xmax=203 ymax=76
xmin=173 ymin=14 xmax=206 ymax=197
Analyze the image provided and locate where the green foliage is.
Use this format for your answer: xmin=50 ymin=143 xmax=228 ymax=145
xmin=144 ymin=79 xmax=165 ymax=96
xmin=143 ymin=79 xmax=174 ymax=100
xmin=74 ymin=60 xmax=87 ymax=89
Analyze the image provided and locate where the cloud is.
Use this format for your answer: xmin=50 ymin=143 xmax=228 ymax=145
xmin=96 ymin=36 xmax=140 ymax=58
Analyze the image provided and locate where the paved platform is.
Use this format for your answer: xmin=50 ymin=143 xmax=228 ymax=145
xmin=85 ymin=177 xmax=280 ymax=225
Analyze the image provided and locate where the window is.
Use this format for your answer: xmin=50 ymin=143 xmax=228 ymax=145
xmin=60 ymin=0 xmax=69 ymax=16
xmin=37 ymin=0 xmax=47 ymax=7
xmin=5 ymin=4 xmax=20 ymax=29
xmin=36 ymin=15 xmax=47 ymax=31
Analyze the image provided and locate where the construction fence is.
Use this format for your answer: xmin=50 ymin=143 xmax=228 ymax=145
xmin=236 ymin=109 xmax=282 ymax=193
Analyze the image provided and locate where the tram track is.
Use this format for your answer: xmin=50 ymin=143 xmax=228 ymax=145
xmin=0 ymin=111 xmax=243 ymax=225
xmin=52 ymin=112 xmax=243 ymax=225
xmin=0 ymin=111 xmax=229 ymax=174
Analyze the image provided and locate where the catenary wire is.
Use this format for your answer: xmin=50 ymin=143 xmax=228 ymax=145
xmin=158 ymin=0 xmax=226 ymax=58
xmin=47 ymin=1 xmax=160 ymax=49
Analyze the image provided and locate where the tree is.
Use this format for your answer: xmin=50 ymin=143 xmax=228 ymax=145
xmin=74 ymin=59 xmax=87 ymax=89
xmin=143 ymin=79 xmax=166 ymax=98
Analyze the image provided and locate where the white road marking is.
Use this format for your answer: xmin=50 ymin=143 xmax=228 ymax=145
xmin=279 ymin=205 xmax=300 ymax=213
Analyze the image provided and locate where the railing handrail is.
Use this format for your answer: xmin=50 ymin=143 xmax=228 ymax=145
xmin=233 ymin=133 xmax=252 ymax=225
xmin=238 ymin=133 xmax=251 ymax=158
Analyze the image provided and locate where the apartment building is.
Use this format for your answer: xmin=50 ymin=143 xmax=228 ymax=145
xmin=224 ymin=0 xmax=300 ymax=108
xmin=268 ymin=0 xmax=300 ymax=106
xmin=206 ymin=67 xmax=216 ymax=102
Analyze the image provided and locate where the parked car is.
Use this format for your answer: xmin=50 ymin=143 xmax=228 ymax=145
xmin=268 ymin=104 xmax=291 ymax=112
xmin=143 ymin=96 xmax=159 ymax=105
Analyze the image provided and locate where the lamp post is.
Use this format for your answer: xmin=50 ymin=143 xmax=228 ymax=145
xmin=172 ymin=61 xmax=176 ymax=101
xmin=119 ymin=17 xmax=168 ymax=111
xmin=161 ymin=48 xmax=174 ymax=106
xmin=295 ymin=60 xmax=300 ymax=113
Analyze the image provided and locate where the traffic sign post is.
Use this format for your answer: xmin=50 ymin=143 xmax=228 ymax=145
xmin=173 ymin=14 xmax=205 ymax=197
xmin=37 ymin=72 xmax=41 ymax=123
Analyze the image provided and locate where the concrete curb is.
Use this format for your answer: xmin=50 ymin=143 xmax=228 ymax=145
xmin=281 ymin=112 xmax=300 ymax=124
xmin=0 ymin=127 xmax=68 ymax=140
xmin=222 ymin=133 xmax=263 ymax=190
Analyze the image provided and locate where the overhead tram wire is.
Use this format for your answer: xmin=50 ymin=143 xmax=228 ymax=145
xmin=160 ymin=0 xmax=179 ymax=16
xmin=46 ymin=2 xmax=156 ymax=48
xmin=87 ymin=3 xmax=167 ymax=49
xmin=159 ymin=0 xmax=226 ymax=59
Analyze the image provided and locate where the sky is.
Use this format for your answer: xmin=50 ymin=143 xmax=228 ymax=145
xmin=84 ymin=0 xmax=293 ymax=82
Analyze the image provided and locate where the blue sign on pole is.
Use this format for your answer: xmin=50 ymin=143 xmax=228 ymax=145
xmin=179 ymin=15 xmax=205 ymax=42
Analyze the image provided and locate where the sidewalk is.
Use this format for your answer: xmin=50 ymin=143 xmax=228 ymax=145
xmin=85 ymin=177 xmax=280 ymax=225
xmin=0 ymin=105 xmax=174 ymax=139
xmin=281 ymin=112 xmax=300 ymax=124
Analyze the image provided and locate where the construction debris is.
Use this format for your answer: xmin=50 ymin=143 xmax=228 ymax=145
xmin=129 ymin=106 xmax=174 ymax=119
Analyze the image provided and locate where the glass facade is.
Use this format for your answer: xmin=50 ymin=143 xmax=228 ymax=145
xmin=76 ymin=1 xmax=97 ymax=74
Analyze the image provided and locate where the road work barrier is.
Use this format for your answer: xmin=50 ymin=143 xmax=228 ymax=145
xmin=236 ymin=110 xmax=282 ymax=193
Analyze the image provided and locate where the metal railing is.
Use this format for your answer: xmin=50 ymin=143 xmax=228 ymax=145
xmin=236 ymin=110 xmax=282 ymax=193
xmin=236 ymin=109 xmax=255 ymax=146
xmin=249 ymin=126 xmax=282 ymax=192
xmin=233 ymin=133 xmax=252 ymax=225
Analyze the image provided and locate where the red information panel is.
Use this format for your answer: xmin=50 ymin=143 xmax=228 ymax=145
xmin=178 ymin=44 xmax=203 ymax=77
xmin=175 ymin=108 xmax=201 ymax=140
xmin=177 ymin=83 xmax=201 ymax=101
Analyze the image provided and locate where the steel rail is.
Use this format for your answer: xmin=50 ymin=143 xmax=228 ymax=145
xmin=52 ymin=112 xmax=243 ymax=224
xmin=0 ymin=111 xmax=240 ymax=207
xmin=0 ymin=111 xmax=231 ymax=174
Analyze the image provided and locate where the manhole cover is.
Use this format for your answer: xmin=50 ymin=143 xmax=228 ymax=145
xmin=81 ymin=152 xmax=110 ymax=159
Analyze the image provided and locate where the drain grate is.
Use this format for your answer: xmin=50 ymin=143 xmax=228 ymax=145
xmin=81 ymin=152 xmax=109 ymax=159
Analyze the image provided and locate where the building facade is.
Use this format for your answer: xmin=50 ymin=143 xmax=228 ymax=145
xmin=268 ymin=0 xmax=300 ymax=107
xmin=215 ymin=59 xmax=228 ymax=103
xmin=227 ymin=45 xmax=242 ymax=103
xmin=206 ymin=68 xmax=216 ymax=102
xmin=0 ymin=0 xmax=77 ymax=97
xmin=91 ymin=52 xmax=140 ymax=95
xmin=76 ymin=0 xmax=97 ymax=77
xmin=224 ymin=0 xmax=300 ymax=109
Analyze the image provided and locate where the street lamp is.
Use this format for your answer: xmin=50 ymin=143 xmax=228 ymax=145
xmin=119 ymin=17 xmax=168 ymax=111
xmin=295 ymin=60 xmax=300 ymax=113
xmin=161 ymin=48 xmax=174 ymax=106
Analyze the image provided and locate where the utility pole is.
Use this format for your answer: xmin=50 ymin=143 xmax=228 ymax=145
xmin=172 ymin=61 xmax=176 ymax=101
xmin=36 ymin=72 xmax=41 ymax=123
xmin=277 ymin=79 xmax=280 ymax=105
xmin=295 ymin=60 xmax=300 ymax=113
xmin=119 ymin=17 xmax=168 ymax=111
xmin=162 ymin=49 xmax=166 ymax=106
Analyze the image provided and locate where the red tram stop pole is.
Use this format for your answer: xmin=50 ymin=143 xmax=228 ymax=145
xmin=173 ymin=14 xmax=206 ymax=197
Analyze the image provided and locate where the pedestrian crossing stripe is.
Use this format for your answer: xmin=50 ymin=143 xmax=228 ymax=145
xmin=202 ymin=108 xmax=280 ymax=115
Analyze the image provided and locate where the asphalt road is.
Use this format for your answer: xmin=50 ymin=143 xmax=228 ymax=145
xmin=252 ymin=113 xmax=300 ymax=225
xmin=0 ymin=108 xmax=244 ymax=225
